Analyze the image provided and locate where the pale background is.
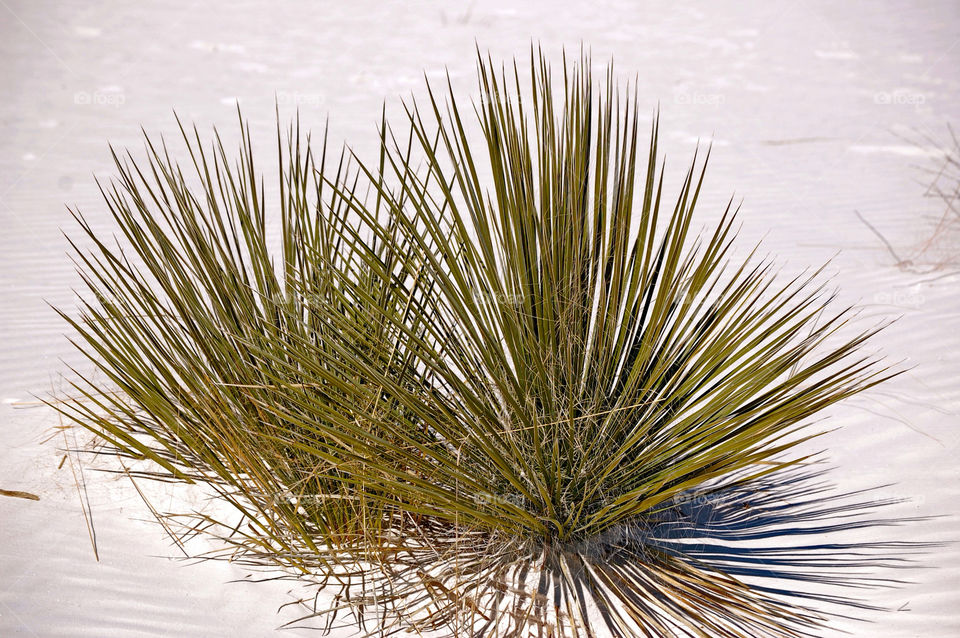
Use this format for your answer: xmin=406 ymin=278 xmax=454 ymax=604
xmin=2 ymin=1 xmax=958 ymax=636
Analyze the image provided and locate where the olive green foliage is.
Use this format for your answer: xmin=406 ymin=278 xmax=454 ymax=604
xmin=58 ymin=52 xmax=895 ymax=637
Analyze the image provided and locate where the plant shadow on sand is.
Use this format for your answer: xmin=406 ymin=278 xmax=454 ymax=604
xmin=245 ymin=462 xmax=929 ymax=636
xmin=647 ymin=466 xmax=928 ymax=618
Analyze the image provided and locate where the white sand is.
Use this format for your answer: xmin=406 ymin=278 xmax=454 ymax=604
xmin=2 ymin=1 xmax=958 ymax=635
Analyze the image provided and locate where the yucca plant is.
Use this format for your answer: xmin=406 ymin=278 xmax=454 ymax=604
xmin=57 ymin=51 xmax=907 ymax=637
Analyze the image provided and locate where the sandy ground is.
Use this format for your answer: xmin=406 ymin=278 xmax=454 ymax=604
xmin=1 ymin=1 xmax=959 ymax=635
